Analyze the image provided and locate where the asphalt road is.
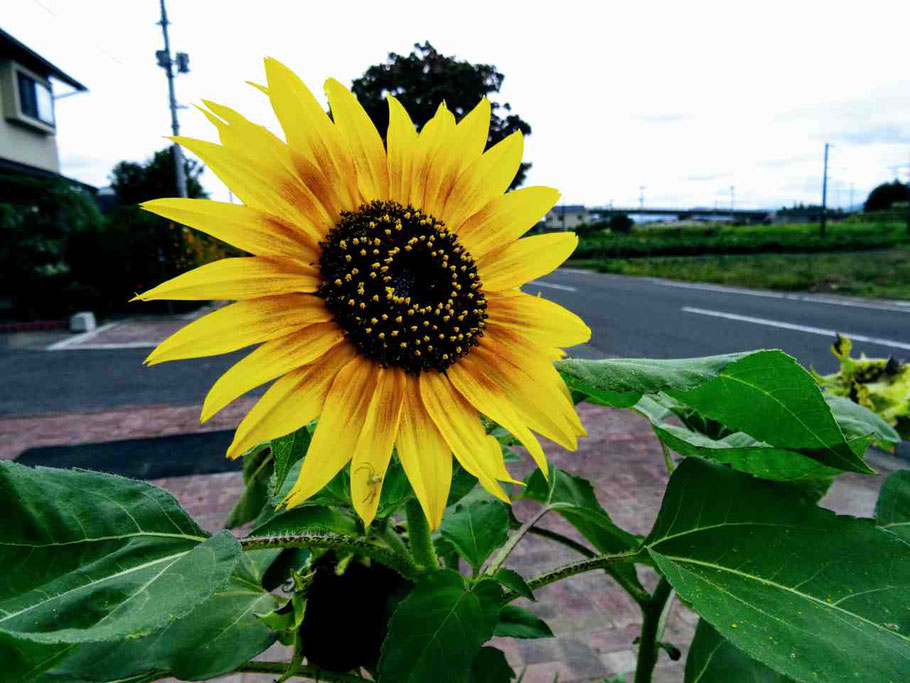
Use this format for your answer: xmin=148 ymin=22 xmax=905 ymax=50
xmin=2 ymin=270 xmax=908 ymax=418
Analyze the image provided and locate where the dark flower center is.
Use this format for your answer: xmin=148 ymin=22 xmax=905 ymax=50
xmin=318 ymin=200 xmax=487 ymax=374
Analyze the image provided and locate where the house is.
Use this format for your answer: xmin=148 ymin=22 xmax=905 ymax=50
xmin=546 ymin=205 xmax=590 ymax=230
xmin=0 ymin=27 xmax=87 ymax=183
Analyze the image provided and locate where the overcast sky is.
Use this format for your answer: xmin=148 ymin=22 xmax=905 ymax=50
xmin=7 ymin=0 xmax=910 ymax=209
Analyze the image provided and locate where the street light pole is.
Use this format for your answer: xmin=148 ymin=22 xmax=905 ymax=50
xmin=157 ymin=0 xmax=187 ymax=198
xmin=820 ymin=142 xmax=829 ymax=238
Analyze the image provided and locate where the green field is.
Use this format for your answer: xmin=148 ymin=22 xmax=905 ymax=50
xmin=573 ymin=220 xmax=907 ymax=260
xmin=572 ymin=246 xmax=910 ymax=300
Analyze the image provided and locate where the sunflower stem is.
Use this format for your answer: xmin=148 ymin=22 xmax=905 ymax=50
xmin=405 ymin=499 xmax=439 ymax=569
xmin=485 ymin=507 xmax=548 ymax=575
xmin=378 ymin=520 xmax=410 ymax=558
xmin=240 ymin=533 xmax=419 ymax=579
xmin=236 ymin=660 xmax=369 ymax=682
xmin=526 ymin=527 xmax=651 ymax=606
xmin=634 ymin=577 xmax=673 ymax=683
xmin=518 ymin=551 xmax=642 ymax=594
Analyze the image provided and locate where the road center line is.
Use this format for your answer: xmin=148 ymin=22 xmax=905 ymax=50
xmin=528 ymin=280 xmax=578 ymax=292
xmin=681 ymin=307 xmax=910 ymax=351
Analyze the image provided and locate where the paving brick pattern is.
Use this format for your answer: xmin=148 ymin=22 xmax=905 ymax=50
xmin=3 ymin=396 xmax=896 ymax=682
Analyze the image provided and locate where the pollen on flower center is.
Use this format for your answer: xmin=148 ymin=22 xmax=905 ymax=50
xmin=317 ymin=200 xmax=487 ymax=374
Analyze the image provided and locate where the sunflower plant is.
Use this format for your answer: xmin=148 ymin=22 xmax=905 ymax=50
xmin=3 ymin=60 xmax=910 ymax=683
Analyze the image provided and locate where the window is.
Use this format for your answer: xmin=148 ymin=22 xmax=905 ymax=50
xmin=17 ymin=71 xmax=54 ymax=126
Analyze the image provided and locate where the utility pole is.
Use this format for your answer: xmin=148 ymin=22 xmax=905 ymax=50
xmin=820 ymin=142 xmax=829 ymax=238
xmin=156 ymin=0 xmax=188 ymax=198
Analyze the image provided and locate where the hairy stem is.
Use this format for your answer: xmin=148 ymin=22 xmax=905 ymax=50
xmin=405 ymin=499 xmax=439 ymax=569
xmin=486 ymin=507 xmax=549 ymax=575
xmin=527 ymin=527 xmax=650 ymax=606
xmin=523 ymin=551 xmax=641 ymax=593
xmin=237 ymin=660 xmax=369 ymax=682
xmin=634 ymin=577 xmax=673 ymax=683
xmin=378 ymin=521 xmax=411 ymax=558
xmin=240 ymin=533 xmax=419 ymax=579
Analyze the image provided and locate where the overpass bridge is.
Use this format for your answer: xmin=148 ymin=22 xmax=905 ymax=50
xmin=593 ymin=206 xmax=771 ymax=223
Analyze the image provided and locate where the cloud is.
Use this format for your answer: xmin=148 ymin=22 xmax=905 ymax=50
xmin=636 ymin=113 xmax=689 ymax=124
xmin=684 ymin=171 xmax=731 ymax=182
xmin=836 ymin=124 xmax=910 ymax=146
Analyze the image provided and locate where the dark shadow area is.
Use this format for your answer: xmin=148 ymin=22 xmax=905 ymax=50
xmin=16 ymin=430 xmax=241 ymax=479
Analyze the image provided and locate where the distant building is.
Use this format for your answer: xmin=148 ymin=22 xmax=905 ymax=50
xmin=0 ymin=28 xmax=88 ymax=184
xmin=546 ymin=205 xmax=589 ymax=230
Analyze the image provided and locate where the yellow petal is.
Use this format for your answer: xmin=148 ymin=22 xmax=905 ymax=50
xmin=133 ymin=257 xmax=319 ymax=302
xmin=264 ymin=58 xmax=358 ymax=210
xmin=422 ymin=98 xmax=491 ymax=218
xmin=386 ymin=95 xmax=418 ymax=205
xmin=474 ymin=332 xmax=585 ymax=450
xmin=325 ymin=78 xmax=389 ymax=201
xmin=139 ymin=199 xmax=319 ymax=261
xmin=395 ymin=380 xmax=453 ymax=530
xmin=418 ymin=371 xmax=510 ymax=502
xmin=201 ymin=323 xmax=346 ymax=422
xmin=439 ymin=131 xmax=523 ymax=230
xmin=284 ymin=356 xmax=379 ymax=508
xmin=350 ymin=368 xmax=406 ymax=526
xmin=227 ymin=342 xmax=357 ymax=459
xmin=477 ymin=233 xmax=578 ymax=291
xmin=200 ymin=100 xmax=340 ymax=231
xmin=411 ymin=103 xmax=456 ymax=214
xmin=486 ymin=290 xmax=591 ymax=349
xmin=144 ymin=294 xmax=332 ymax=365
xmin=458 ymin=187 xmax=560 ymax=257
xmin=447 ymin=356 xmax=548 ymax=474
xmin=171 ymin=136 xmax=326 ymax=239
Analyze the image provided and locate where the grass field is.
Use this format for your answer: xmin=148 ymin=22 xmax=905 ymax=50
xmin=572 ymin=246 xmax=910 ymax=300
xmin=573 ymin=220 xmax=908 ymax=260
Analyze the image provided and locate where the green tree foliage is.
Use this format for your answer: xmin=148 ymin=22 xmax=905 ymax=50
xmin=110 ymin=147 xmax=206 ymax=205
xmin=0 ymin=174 xmax=105 ymax=318
xmin=864 ymin=180 xmax=910 ymax=213
xmin=351 ymin=42 xmax=532 ymax=188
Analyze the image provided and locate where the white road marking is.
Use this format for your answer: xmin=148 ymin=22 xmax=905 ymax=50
xmin=638 ymin=277 xmax=910 ymax=313
xmin=681 ymin=306 xmax=910 ymax=351
xmin=46 ymin=322 xmax=118 ymax=351
xmin=56 ymin=342 xmax=158 ymax=351
xmin=528 ymin=280 xmax=578 ymax=292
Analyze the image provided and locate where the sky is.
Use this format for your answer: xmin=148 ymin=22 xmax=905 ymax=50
xmin=6 ymin=0 xmax=910 ymax=210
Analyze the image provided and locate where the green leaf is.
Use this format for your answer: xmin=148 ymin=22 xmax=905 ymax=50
xmin=0 ymin=463 xmax=241 ymax=680
xmin=523 ymin=467 xmax=641 ymax=553
xmin=377 ymin=456 xmax=415 ymax=517
xmin=49 ymin=550 xmax=281 ymax=681
xmin=378 ymin=571 xmax=502 ymax=683
xmin=876 ymin=470 xmax=910 ymax=543
xmin=468 ymin=646 xmax=516 ymax=682
xmin=647 ymin=458 xmax=910 ymax=682
xmin=271 ymin=426 xmax=312 ymax=497
xmin=250 ymin=505 xmax=361 ymax=538
xmin=665 ymin=351 xmax=873 ymax=474
xmin=439 ymin=499 xmax=510 ymax=570
xmin=225 ymin=443 xmax=274 ymax=528
xmin=492 ymin=568 xmax=534 ymax=601
xmin=634 ymin=395 xmax=839 ymax=481
xmin=685 ymin=619 xmax=792 ymax=682
xmin=826 ymin=395 xmax=900 ymax=451
xmin=556 ymin=352 xmax=749 ymax=407
xmin=493 ymin=605 xmax=554 ymax=639
xmin=447 ymin=465 xmax=479 ymax=507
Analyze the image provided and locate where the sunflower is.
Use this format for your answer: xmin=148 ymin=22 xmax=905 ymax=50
xmin=136 ymin=58 xmax=589 ymax=529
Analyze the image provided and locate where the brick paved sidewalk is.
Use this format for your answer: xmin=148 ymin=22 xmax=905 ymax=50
xmin=3 ymin=396 xmax=896 ymax=683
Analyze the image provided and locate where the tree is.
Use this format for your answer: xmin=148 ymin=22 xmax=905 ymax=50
xmin=110 ymin=147 xmax=206 ymax=205
xmin=350 ymin=42 xmax=532 ymax=188
xmin=864 ymin=180 xmax=909 ymax=213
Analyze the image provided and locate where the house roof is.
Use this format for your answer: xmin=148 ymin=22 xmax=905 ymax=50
xmin=550 ymin=205 xmax=587 ymax=215
xmin=0 ymin=27 xmax=87 ymax=91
